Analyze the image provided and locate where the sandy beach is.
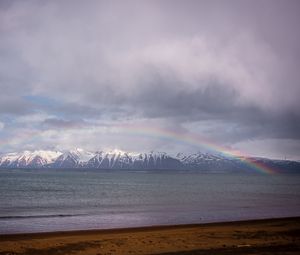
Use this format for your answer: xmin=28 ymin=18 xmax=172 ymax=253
xmin=0 ymin=217 xmax=299 ymax=255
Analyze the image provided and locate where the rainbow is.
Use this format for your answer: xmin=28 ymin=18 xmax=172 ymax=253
xmin=0 ymin=123 xmax=277 ymax=174
xmin=116 ymin=124 xmax=277 ymax=174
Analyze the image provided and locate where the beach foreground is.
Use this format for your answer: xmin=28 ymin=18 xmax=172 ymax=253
xmin=0 ymin=217 xmax=299 ymax=255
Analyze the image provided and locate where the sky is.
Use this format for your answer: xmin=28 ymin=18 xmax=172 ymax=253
xmin=0 ymin=0 xmax=300 ymax=160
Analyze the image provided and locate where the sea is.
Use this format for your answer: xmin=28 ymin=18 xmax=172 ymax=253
xmin=0 ymin=168 xmax=299 ymax=234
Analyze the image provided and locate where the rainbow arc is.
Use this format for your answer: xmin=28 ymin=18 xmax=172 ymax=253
xmin=118 ymin=124 xmax=276 ymax=174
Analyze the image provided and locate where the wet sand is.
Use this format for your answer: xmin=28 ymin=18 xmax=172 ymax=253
xmin=0 ymin=217 xmax=299 ymax=255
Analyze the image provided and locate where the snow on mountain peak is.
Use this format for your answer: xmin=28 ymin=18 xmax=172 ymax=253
xmin=30 ymin=150 xmax=62 ymax=162
xmin=106 ymin=149 xmax=127 ymax=155
xmin=0 ymin=149 xmax=299 ymax=172
xmin=0 ymin=150 xmax=62 ymax=167
xmin=58 ymin=148 xmax=94 ymax=163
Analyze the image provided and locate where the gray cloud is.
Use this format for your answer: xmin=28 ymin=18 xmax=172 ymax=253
xmin=0 ymin=96 xmax=33 ymax=115
xmin=42 ymin=118 xmax=86 ymax=129
xmin=0 ymin=0 xmax=299 ymax=159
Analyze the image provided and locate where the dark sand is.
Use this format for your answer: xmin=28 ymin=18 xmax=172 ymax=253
xmin=0 ymin=217 xmax=299 ymax=255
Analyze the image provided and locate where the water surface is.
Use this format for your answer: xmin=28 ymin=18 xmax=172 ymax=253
xmin=0 ymin=169 xmax=299 ymax=233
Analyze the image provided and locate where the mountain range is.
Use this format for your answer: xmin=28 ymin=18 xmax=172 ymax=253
xmin=0 ymin=148 xmax=299 ymax=173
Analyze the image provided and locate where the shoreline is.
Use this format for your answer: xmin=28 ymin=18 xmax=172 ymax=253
xmin=1 ymin=216 xmax=300 ymax=238
xmin=1 ymin=216 xmax=299 ymax=254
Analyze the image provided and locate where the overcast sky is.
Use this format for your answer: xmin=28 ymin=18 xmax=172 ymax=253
xmin=0 ymin=0 xmax=300 ymax=159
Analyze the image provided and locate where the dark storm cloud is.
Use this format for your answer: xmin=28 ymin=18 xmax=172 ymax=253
xmin=0 ymin=0 xmax=299 ymax=158
xmin=130 ymin=73 xmax=239 ymax=119
xmin=124 ymin=73 xmax=300 ymax=142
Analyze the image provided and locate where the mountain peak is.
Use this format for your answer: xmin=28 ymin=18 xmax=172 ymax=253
xmin=0 ymin=149 xmax=299 ymax=172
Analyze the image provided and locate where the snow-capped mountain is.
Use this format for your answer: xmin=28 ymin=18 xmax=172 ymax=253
xmin=0 ymin=150 xmax=62 ymax=168
xmin=86 ymin=150 xmax=181 ymax=169
xmin=0 ymin=149 xmax=299 ymax=172
xmin=176 ymin=152 xmax=246 ymax=171
xmin=51 ymin=148 xmax=95 ymax=168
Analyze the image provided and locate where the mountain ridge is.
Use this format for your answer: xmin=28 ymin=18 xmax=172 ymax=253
xmin=0 ymin=149 xmax=299 ymax=173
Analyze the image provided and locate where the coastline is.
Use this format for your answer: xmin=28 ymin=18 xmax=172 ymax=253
xmin=1 ymin=217 xmax=299 ymax=254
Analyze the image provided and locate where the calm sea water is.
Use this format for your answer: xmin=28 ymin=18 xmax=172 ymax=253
xmin=0 ymin=169 xmax=299 ymax=234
